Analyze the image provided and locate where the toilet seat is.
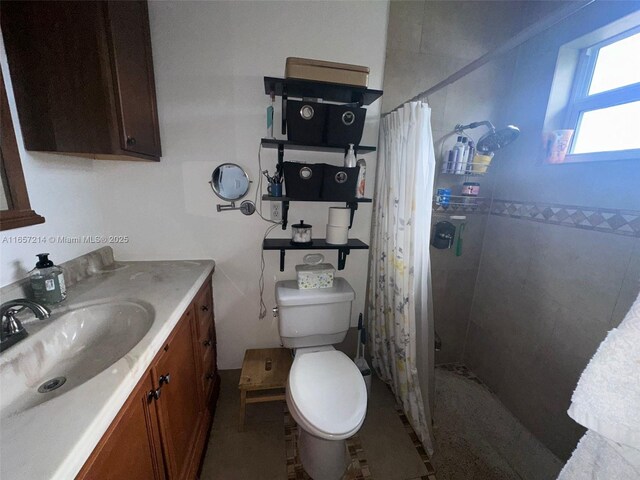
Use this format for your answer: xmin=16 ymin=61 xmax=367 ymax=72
xmin=287 ymin=349 xmax=367 ymax=440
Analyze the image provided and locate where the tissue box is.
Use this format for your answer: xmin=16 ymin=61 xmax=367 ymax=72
xmin=295 ymin=263 xmax=335 ymax=289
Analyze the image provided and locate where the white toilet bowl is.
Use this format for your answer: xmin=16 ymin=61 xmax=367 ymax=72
xmin=286 ymin=347 xmax=367 ymax=480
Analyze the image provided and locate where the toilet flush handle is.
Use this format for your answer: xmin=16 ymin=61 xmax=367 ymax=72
xmin=272 ymin=306 xmax=279 ymax=317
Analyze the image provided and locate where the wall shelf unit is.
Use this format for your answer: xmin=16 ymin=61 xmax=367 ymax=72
xmin=260 ymin=75 xmax=381 ymax=272
xmin=263 ymin=238 xmax=369 ymax=271
xmin=261 ymin=137 xmax=376 ymax=230
xmin=262 ymin=195 xmax=371 ymax=230
xmin=264 ymin=77 xmax=383 ymax=105
xmin=261 ymin=138 xmax=376 ymax=154
xmin=264 ymin=76 xmax=383 ymax=135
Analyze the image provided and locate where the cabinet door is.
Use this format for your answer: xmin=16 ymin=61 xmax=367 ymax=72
xmin=154 ymin=308 xmax=203 ymax=479
xmin=193 ymin=279 xmax=219 ymax=405
xmin=105 ymin=1 xmax=161 ymax=157
xmin=77 ymin=372 xmax=165 ymax=480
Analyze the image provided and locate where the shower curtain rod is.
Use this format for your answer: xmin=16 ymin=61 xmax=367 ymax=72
xmin=384 ymin=0 xmax=596 ymax=117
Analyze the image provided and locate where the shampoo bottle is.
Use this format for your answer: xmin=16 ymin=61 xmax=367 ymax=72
xmin=442 ymin=149 xmax=454 ymax=174
xmin=458 ymin=137 xmax=469 ymax=174
xmin=29 ymin=253 xmax=66 ymax=304
xmin=466 ymin=140 xmax=475 ymax=174
xmin=452 ymin=136 xmax=464 ymax=174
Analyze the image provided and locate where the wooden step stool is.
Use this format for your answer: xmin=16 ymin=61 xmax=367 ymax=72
xmin=238 ymin=347 xmax=292 ymax=431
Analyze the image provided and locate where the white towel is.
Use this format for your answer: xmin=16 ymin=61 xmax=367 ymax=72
xmin=557 ymin=291 xmax=640 ymax=480
xmin=567 ymin=291 xmax=640 ymax=448
xmin=558 ymin=430 xmax=639 ymax=480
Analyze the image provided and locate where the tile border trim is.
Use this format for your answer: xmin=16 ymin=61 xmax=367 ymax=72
xmin=395 ymin=406 xmax=438 ymax=480
xmin=490 ymin=199 xmax=640 ymax=237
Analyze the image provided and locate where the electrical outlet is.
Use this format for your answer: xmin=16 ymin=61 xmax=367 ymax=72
xmin=271 ymin=202 xmax=282 ymax=222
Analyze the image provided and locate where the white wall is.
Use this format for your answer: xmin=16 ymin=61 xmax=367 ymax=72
xmin=92 ymin=1 xmax=389 ymax=368
xmin=0 ymin=38 xmax=109 ymax=285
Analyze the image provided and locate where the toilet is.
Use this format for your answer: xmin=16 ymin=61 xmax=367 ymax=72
xmin=275 ymin=278 xmax=367 ymax=480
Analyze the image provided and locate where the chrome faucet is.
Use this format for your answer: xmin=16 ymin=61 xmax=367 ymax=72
xmin=0 ymin=299 xmax=51 ymax=352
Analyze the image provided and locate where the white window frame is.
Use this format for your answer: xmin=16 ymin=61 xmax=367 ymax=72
xmin=564 ymin=26 xmax=640 ymax=163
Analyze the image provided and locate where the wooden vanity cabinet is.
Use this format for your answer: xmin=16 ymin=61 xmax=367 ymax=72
xmin=1 ymin=1 xmax=161 ymax=161
xmin=194 ymin=278 xmax=221 ymax=411
xmin=76 ymin=372 xmax=166 ymax=480
xmin=77 ymin=276 xmax=219 ymax=480
xmin=153 ymin=307 xmax=204 ymax=480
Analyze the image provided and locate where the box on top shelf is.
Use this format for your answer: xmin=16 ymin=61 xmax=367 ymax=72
xmin=285 ymin=57 xmax=369 ymax=88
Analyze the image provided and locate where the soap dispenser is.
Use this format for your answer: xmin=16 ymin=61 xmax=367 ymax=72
xmin=29 ymin=253 xmax=66 ymax=304
xmin=344 ymin=144 xmax=357 ymax=168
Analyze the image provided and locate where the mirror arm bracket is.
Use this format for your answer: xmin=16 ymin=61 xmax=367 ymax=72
xmin=216 ymin=202 xmax=237 ymax=212
xmin=216 ymin=200 xmax=256 ymax=215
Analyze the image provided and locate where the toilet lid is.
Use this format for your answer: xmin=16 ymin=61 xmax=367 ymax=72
xmin=289 ymin=350 xmax=367 ymax=436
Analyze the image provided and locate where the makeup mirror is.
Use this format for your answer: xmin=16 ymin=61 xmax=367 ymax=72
xmin=210 ymin=163 xmax=250 ymax=201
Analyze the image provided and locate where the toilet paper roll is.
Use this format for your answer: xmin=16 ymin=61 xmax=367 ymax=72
xmin=328 ymin=207 xmax=351 ymax=227
xmin=326 ymin=224 xmax=349 ymax=245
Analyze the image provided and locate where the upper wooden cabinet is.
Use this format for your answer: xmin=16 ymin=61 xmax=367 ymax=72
xmin=1 ymin=1 xmax=162 ymax=161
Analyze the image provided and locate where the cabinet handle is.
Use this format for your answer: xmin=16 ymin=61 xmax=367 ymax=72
xmin=148 ymin=388 xmax=162 ymax=401
xmin=203 ymin=339 xmax=212 ymax=347
xmin=206 ymin=373 xmax=215 ymax=380
xmin=126 ymin=136 xmax=137 ymax=146
xmin=201 ymin=305 xmax=209 ymax=312
xmin=159 ymin=373 xmax=171 ymax=385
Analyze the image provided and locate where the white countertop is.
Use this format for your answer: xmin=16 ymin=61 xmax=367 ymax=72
xmin=0 ymin=259 xmax=215 ymax=480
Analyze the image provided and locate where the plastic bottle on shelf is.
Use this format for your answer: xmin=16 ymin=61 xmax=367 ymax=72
xmin=441 ymin=149 xmax=455 ymax=174
xmin=344 ymin=144 xmax=357 ymax=168
xmin=356 ymin=159 xmax=366 ymax=198
xmin=458 ymin=138 xmax=468 ymax=174
xmin=452 ymin=136 xmax=464 ymax=174
xmin=456 ymin=137 xmax=468 ymax=174
xmin=466 ymin=140 xmax=475 ymax=174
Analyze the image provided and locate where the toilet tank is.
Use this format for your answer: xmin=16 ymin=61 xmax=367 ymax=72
xmin=275 ymin=278 xmax=355 ymax=348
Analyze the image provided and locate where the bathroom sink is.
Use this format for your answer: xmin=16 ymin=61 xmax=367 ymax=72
xmin=0 ymin=299 xmax=154 ymax=419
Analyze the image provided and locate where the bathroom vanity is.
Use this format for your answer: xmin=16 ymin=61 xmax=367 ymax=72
xmin=0 ymin=252 xmax=218 ymax=480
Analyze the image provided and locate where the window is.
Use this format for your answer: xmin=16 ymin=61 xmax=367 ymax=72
xmin=566 ymin=27 xmax=640 ymax=161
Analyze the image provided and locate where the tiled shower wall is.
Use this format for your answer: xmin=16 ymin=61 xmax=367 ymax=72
xmin=382 ymin=0 xmax=528 ymax=363
xmin=463 ymin=1 xmax=640 ymax=461
xmin=384 ymin=0 xmax=640 ymax=464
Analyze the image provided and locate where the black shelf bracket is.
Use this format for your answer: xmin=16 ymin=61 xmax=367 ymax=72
xmin=276 ymin=143 xmax=285 ymax=170
xmin=281 ymin=93 xmax=287 ymax=135
xmin=281 ymin=200 xmax=290 ymax=230
xmin=264 ymin=238 xmax=367 ymax=272
xmin=346 ymin=201 xmax=359 ymax=229
xmin=337 ymin=247 xmax=351 ymax=270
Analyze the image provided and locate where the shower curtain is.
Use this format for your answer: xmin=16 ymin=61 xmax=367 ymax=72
xmin=367 ymin=101 xmax=436 ymax=454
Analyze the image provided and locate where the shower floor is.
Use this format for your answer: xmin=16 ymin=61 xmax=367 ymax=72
xmin=432 ymin=364 xmax=563 ymax=480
